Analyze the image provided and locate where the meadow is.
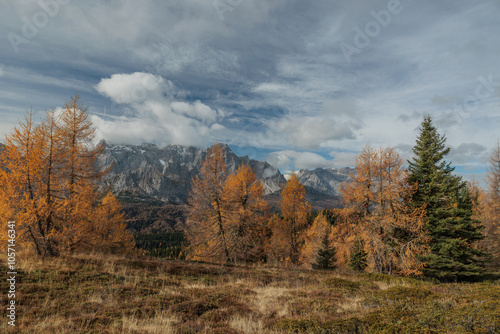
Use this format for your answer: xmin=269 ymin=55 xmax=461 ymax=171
xmin=1 ymin=252 xmax=499 ymax=333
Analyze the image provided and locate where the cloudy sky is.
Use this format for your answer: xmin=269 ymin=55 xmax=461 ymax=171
xmin=1 ymin=0 xmax=499 ymax=180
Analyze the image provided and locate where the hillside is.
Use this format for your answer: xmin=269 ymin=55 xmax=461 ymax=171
xmin=2 ymin=252 xmax=498 ymax=333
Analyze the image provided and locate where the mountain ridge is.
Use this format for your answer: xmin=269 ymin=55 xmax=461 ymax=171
xmin=98 ymin=141 xmax=288 ymax=204
xmin=2 ymin=140 xmax=352 ymax=209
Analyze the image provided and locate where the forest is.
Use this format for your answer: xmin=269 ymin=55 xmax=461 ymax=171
xmin=183 ymin=117 xmax=499 ymax=282
xmin=0 ymin=96 xmax=499 ymax=332
xmin=1 ymin=97 xmax=499 ymax=279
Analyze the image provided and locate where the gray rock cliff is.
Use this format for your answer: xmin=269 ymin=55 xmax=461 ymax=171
xmin=98 ymin=142 xmax=286 ymax=204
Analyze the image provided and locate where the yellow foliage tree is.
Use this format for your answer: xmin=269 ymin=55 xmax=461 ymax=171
xmin=222 ymin=164 xmax=269 ymax=262
xmin=338 ymin=145 xmax=428 ymax=275
xmin=270 ymin=173 xmax=311 ymax=265
xmin=186 ymin=147 xmax=271 ymax=263
xmin=299 ymin=212 xmax=332 ymax=268
xmin=186 ymin=144 xmax=232 ymax=263
xmin=0 ymin=96 xmax=134 ymax=256
xmin=474 ymin=141 xmax=500 ymax=266
xmin=93 ymin=192 xmax=135 ymax=254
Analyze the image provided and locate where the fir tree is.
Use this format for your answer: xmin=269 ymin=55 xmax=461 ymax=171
xmin=408 ymin=115 xmax=488 ymax=281
xmin=312 ymin=231 xmax=336 ymax=270
xmin=349 ymin=238 xmax=368 ymax=271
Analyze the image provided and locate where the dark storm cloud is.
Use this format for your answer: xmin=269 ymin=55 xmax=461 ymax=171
xmin=0 ymin=0 xmax=499 ymax=175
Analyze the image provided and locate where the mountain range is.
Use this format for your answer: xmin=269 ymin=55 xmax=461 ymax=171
xmin=98 ymin=141 xmax=352 ymax=209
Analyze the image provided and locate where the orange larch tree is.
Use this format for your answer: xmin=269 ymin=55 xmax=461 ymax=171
xmin=92 ymin=192 xmax=136 ymax=254
xmin=340 ymin=145 xmax=378 ymax=218
xmin=186 ymin=143 xmax=232 ymax=263
xmin=270 ymin=173 xmax=311 ymax=265
xmin=222 ymin=164 xmax=269 ymax=263
xmin=0 ymin=97 xmax=134 ymax=256
xmin=58 ymin=95 xmax=109 ymax=242
xmin=299 ymin=212 xmax=332 ymax=268
xmin=0 ymin=110 xmax=58 ymax=255
xmin=479 ymin=141 xmax=500 ymax=266
xmin=338 ymin=145 xmax=428 ymax=275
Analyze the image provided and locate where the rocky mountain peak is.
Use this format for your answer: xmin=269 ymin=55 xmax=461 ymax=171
xmin=296 ymin=166 xmax=354 ymax=196
xmin=99 ymin=142 xmax=287 ymax=204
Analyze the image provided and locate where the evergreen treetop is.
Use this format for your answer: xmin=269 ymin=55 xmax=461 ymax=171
xmin=312 ymin=231 xmax=336 ymax=270
xmin=408 ymin=115 xmax=488 ymax=281
xmin=349 ymin=238 xmax=368 ymax=271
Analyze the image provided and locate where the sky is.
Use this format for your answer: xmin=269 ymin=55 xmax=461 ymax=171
xmin=0 ymin=0 xmax=499 ymax=182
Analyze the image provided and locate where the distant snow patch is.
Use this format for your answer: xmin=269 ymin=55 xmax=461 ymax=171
xmin=159 ymin=159 xmax=166 ymax=166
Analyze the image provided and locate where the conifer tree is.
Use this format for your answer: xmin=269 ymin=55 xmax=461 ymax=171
xmin=408 ymin=115 xmax=487 ymax=281
xmin=186 ymin=144 xmax=232 ymax=263
xmin=275 ymin=173 xmax=311 ymax=264
xmin=349 ymin=238 xmax=368 ymax=271
xmin=312 ymin=230 xmax=336 ymax=270
xmin=0 ymin=98 xmax=134 ymax=256
xmin=222 ymin=164 xmax=269 ymax=263
xmin=271 ymin=173 xmax=311 ymax=265
xmin=474 ymin=141 xmax=500 ymax=267
xmin=299 ymin=212 xmax=333 ymax=268
xmin=339 ymin=145 xmax=428 ymax=275
xmin=485 ymin=141 xmax=500 ymax=265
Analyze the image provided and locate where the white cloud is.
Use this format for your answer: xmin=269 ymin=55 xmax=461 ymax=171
xmin=273 ymin=116 xmax=357 ymax=149
xmin=328 ymin=151 xmax=358 ymax=167
xmin=267 ymin=150 xmax=350 ymax=171
xmin=95 ymin=72 xmax=166 ymax=104
xmin=93 ymin=72 xmax=223 ymax=147
xmin=171 ymin=101 xmax=218 ymax=123
xmin=254 ymin=82 xmax=290 ymax=94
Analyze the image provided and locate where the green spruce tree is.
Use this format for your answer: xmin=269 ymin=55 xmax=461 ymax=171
xmin=312 ymin=231 xmax=336 ymax=270
xmin=408 ymin=115 xmax=487 ymax=282
xmin=349 ymin=238 xmax=368 ymax=271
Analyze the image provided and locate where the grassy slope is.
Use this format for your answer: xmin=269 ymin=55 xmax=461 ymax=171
xmin=1 ymin=253 xmax=499 ymax=333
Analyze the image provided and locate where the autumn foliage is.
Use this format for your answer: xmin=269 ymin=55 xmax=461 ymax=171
xmin=337 ymin=145 xmax=429 ymax=275
xmin=472 ymin=141 xmax=500 ymax=267
xmin=0 ymin=96 xmax=134 ymax=256
xmin=269 ymin=173 xmax=311 ymax=265
xmin=186 ymin=144 xmax=269 ymax=263
xmin=222 ymin=164 xmax=269 ymax=262
xmin=300 ymin=212 xmax=335 ymax=269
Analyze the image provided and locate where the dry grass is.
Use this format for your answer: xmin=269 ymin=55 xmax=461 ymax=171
xmin=337 ymin=296 xmax=364 ymax=313
xmin=251 ymin=286 xmax=293 ymax=317
xmin=116 ymin=311 xmax=180 ymax=334
xmin=0 ymin=252 xmax=499 ymax=333
xmin=372 ymin=279 xmax=410 ymax=290
xmin=228 ymin=315 xmax=270 ymax=334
